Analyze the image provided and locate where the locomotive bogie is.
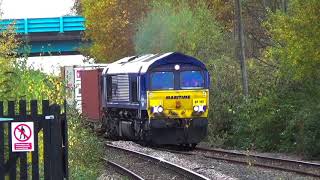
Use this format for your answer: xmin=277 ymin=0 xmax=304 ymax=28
xmin=148 ymin=118 xmax=208 ymax=144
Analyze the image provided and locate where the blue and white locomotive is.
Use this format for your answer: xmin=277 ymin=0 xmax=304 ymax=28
xmin=95 ymin=52 xmax=210 ymax=147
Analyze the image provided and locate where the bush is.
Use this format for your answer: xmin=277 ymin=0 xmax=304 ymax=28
xmin=228 ymin=83 xmax=320 ymax=158
xmin=205 ymin=0 xmax=320 ymax=159
xmin=68 ymin=107 xmax=104 ymax=179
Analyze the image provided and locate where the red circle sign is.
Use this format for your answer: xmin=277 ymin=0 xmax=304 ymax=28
xmin=14 ymin=124 xmax=32 ymax=142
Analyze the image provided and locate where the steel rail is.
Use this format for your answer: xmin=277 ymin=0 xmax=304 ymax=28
xmin=152 ymin=147 xmax=195 ymax=156
xmin=105 ymin=143 xmax=210 ymax=180
xmin=102 ymin=158 xmax=144 ymax=180
xmin=196 ymin=147 xmax=320 ymax=178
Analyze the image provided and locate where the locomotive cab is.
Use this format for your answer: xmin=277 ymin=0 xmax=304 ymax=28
xmin=101 ymin=52 xmax=209 ymax=146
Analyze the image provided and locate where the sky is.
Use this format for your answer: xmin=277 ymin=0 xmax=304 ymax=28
xmin=1 ymin=0 xmax=87 ymax=75
xmin=1 ymin=0 xmax=75 ymax=19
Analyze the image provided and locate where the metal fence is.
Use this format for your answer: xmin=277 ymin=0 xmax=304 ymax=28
xmin=0 ymin=100 xmax=68 ymax=180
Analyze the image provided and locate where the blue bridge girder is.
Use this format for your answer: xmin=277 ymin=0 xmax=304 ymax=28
xmin=0 ymin=16 xmax=87 ymax=56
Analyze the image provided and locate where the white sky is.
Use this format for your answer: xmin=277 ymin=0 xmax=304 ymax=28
xmin=1 ymin=0 xmax=75 ymax=19
xmin=1 ymin=0 xmax=88 ymax=75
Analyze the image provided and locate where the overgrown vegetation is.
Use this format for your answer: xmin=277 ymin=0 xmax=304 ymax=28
xmin=68 ymin=107 xmax=104 ymax=179
xmin=0 ymin=26 xmax=64 ymax=103
xmin=79 ymin=0 xmax=149 ymax=61
xmin=0 ymin=16 xmax=104 ymax=179
xmin=229 ymin=0 xmax=320 ymax=158
xmin=76 ymin=0 xmax=320 ymax=159
xmin=74 ymin=0 xmax=320 ymax=175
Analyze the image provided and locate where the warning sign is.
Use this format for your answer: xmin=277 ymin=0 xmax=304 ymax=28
xmin=11 ymin=122 xmax=34 ymax=152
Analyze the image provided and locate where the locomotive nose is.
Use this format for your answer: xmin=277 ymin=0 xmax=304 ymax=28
xmin=176 ymin=101 xmax=181 ymax=108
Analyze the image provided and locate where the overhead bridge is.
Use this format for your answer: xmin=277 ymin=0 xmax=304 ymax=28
xmin=0 ymin=16 xmax=86 ymax=56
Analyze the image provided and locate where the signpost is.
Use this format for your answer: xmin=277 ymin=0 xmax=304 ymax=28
xmin=11 ymin=122 xmax=34 ymax=152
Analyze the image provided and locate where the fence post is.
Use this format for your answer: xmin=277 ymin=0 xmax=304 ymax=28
xmin=62 ymin=101 xmax=68 ymax=179
xmin=31 ymin=100 xmax=39 ymax=180
xmin=0 ymin=101 xmax=4 ymax=180
xmin=8 ymin=101 xmax=16 ymax=180
xmin=19 ymin=100 xmax=28 ymax=179
xmin=42 ymin=100 xmax=51 ymax=180
xmin=50 ymin=104 xmax=63 ymax=180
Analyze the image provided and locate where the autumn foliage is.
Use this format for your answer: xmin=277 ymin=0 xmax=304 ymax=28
xmin=80 ymin=0 xmax=149 ymax=62
xmin=76 ymin=0 xmax=319 ymax=158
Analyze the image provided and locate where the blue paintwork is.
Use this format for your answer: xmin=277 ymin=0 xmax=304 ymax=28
xmin=102 ymin=52 xmax=210 ymax=112
xmin=148 ymin=52 xmax=207 ymax=71
xmin=19 ymin=40 xmax=84 ymax=55
xmin=0 ymin=16 xmax=86 ymax=55
xmin=0 ymin=16 xmax=85 ymax=34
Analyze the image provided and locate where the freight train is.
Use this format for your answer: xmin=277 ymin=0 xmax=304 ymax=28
xmin=80 ymin=52 xmax=210 ymax=148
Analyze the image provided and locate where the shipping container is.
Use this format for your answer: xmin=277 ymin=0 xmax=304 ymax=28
xmin=61 ymin=64 xmax=107 ymax=112
xmin=80 ymin=69 xmax=104 ymax=122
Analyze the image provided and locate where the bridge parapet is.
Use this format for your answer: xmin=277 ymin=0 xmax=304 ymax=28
xmin=0 ymin=16 xmax=85 ymax=34
xmin=0 ymin=16 xmax=87 ymax=56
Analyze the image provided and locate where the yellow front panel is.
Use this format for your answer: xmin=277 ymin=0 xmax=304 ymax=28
xmin=147 ymin=89 xmax=209 ymax=119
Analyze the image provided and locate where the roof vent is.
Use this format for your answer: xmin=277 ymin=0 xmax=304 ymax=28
xmin=127 ymin=56 xmax=137 ymax=62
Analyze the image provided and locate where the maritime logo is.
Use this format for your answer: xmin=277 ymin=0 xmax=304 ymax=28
xmin=165 ymin=95 xmax=190 ymax=99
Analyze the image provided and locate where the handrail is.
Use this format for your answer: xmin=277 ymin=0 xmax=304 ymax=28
xmin=0 ymin=16 xmax=85 ymax=34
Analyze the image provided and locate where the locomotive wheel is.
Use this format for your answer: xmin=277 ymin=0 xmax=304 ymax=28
xmin=190 ymin=143 xmax=197 ymax=150
xmin=138 ymin=129 xmax=151 ymax=146
xmin=179 ymin=143 xmax=197 ymax=151
xmin=104 ymin=114 xmax=119 ymax=140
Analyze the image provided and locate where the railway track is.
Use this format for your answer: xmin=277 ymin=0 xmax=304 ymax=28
xmin=104 ymin=143 xmax=210 ymax=180
xmin=102 ymin=158 xmax=144 ymax=180
xmin=195 ymin=147 xmax=320 ymax=178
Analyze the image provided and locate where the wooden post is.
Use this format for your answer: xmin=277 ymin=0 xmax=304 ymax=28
xmin=42 ymin=100 xmax=51 ymax=180
xmin=50 ymin=104 xmax=63 ymax=180
xmin=31 ymin=100 xmax=39 ymax=180
xmin=0 ymin=102 xmax=4 ymax=180
xmin=8 ymin=101 xmax=16 ymax=180
xmin=62 ymin=101 xmax=69 ymax=179
xmin=235 ymin=0 xmax=249 ymax=96
xmin=19 ymin=100 xmax=28 ymax=179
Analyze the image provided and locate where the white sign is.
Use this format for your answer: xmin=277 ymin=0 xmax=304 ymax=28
xmin=11 ymin=122 xmax=34 ymax=152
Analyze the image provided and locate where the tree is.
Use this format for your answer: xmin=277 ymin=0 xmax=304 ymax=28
xmin=0 ymin=24 xmax=20 ymax=99
xmin=231 ymin=0 xmax=320 ymax=157
xmin=0 ymin=19 xmax=64 ymax=103
xmin=265 ymin=0 xmax=320 ymax=82
xmin=205 ymin=0 xmax=234 ymax=31
xmin=80 ymin=0 xmax=149 ymax=62
xmin=234 ymin=0 xmax=249 ymax=96
xmin=135 ymin=0 xmax=231 ymax=63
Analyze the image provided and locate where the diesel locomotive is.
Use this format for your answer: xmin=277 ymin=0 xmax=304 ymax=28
xmin=83 ymin=52 xmax=210 ymax=147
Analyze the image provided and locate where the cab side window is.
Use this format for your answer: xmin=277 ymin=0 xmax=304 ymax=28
xmin=131 ymin=77 xmax=138 ymax=102
xmin=106 ymin=76 xmax=112 ymax=101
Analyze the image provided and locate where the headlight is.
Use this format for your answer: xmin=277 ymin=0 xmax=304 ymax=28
xmin=194 ymin=105 xmax=206 ymax=113
xmin=152 ymin=106 xmax=164 ymax=113
xmin=157 ymin=106 xmax=164 ymax=113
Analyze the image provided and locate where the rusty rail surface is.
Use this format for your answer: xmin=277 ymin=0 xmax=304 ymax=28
xmin=102 ymin=158 xmax=144 ymax=180
xmin=196 ymin=147 xmax=320 ymax=178
xmin=105 ymin=143 xmax=210 ymax=180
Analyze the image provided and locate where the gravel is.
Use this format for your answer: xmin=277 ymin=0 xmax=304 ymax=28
xmin=101 ymin=142 xmax=197 ymax=179
xmin=99 ymin=141 xmax=319 ymax=180
xmin=97 ymin=169 xmax=123 ymax=180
